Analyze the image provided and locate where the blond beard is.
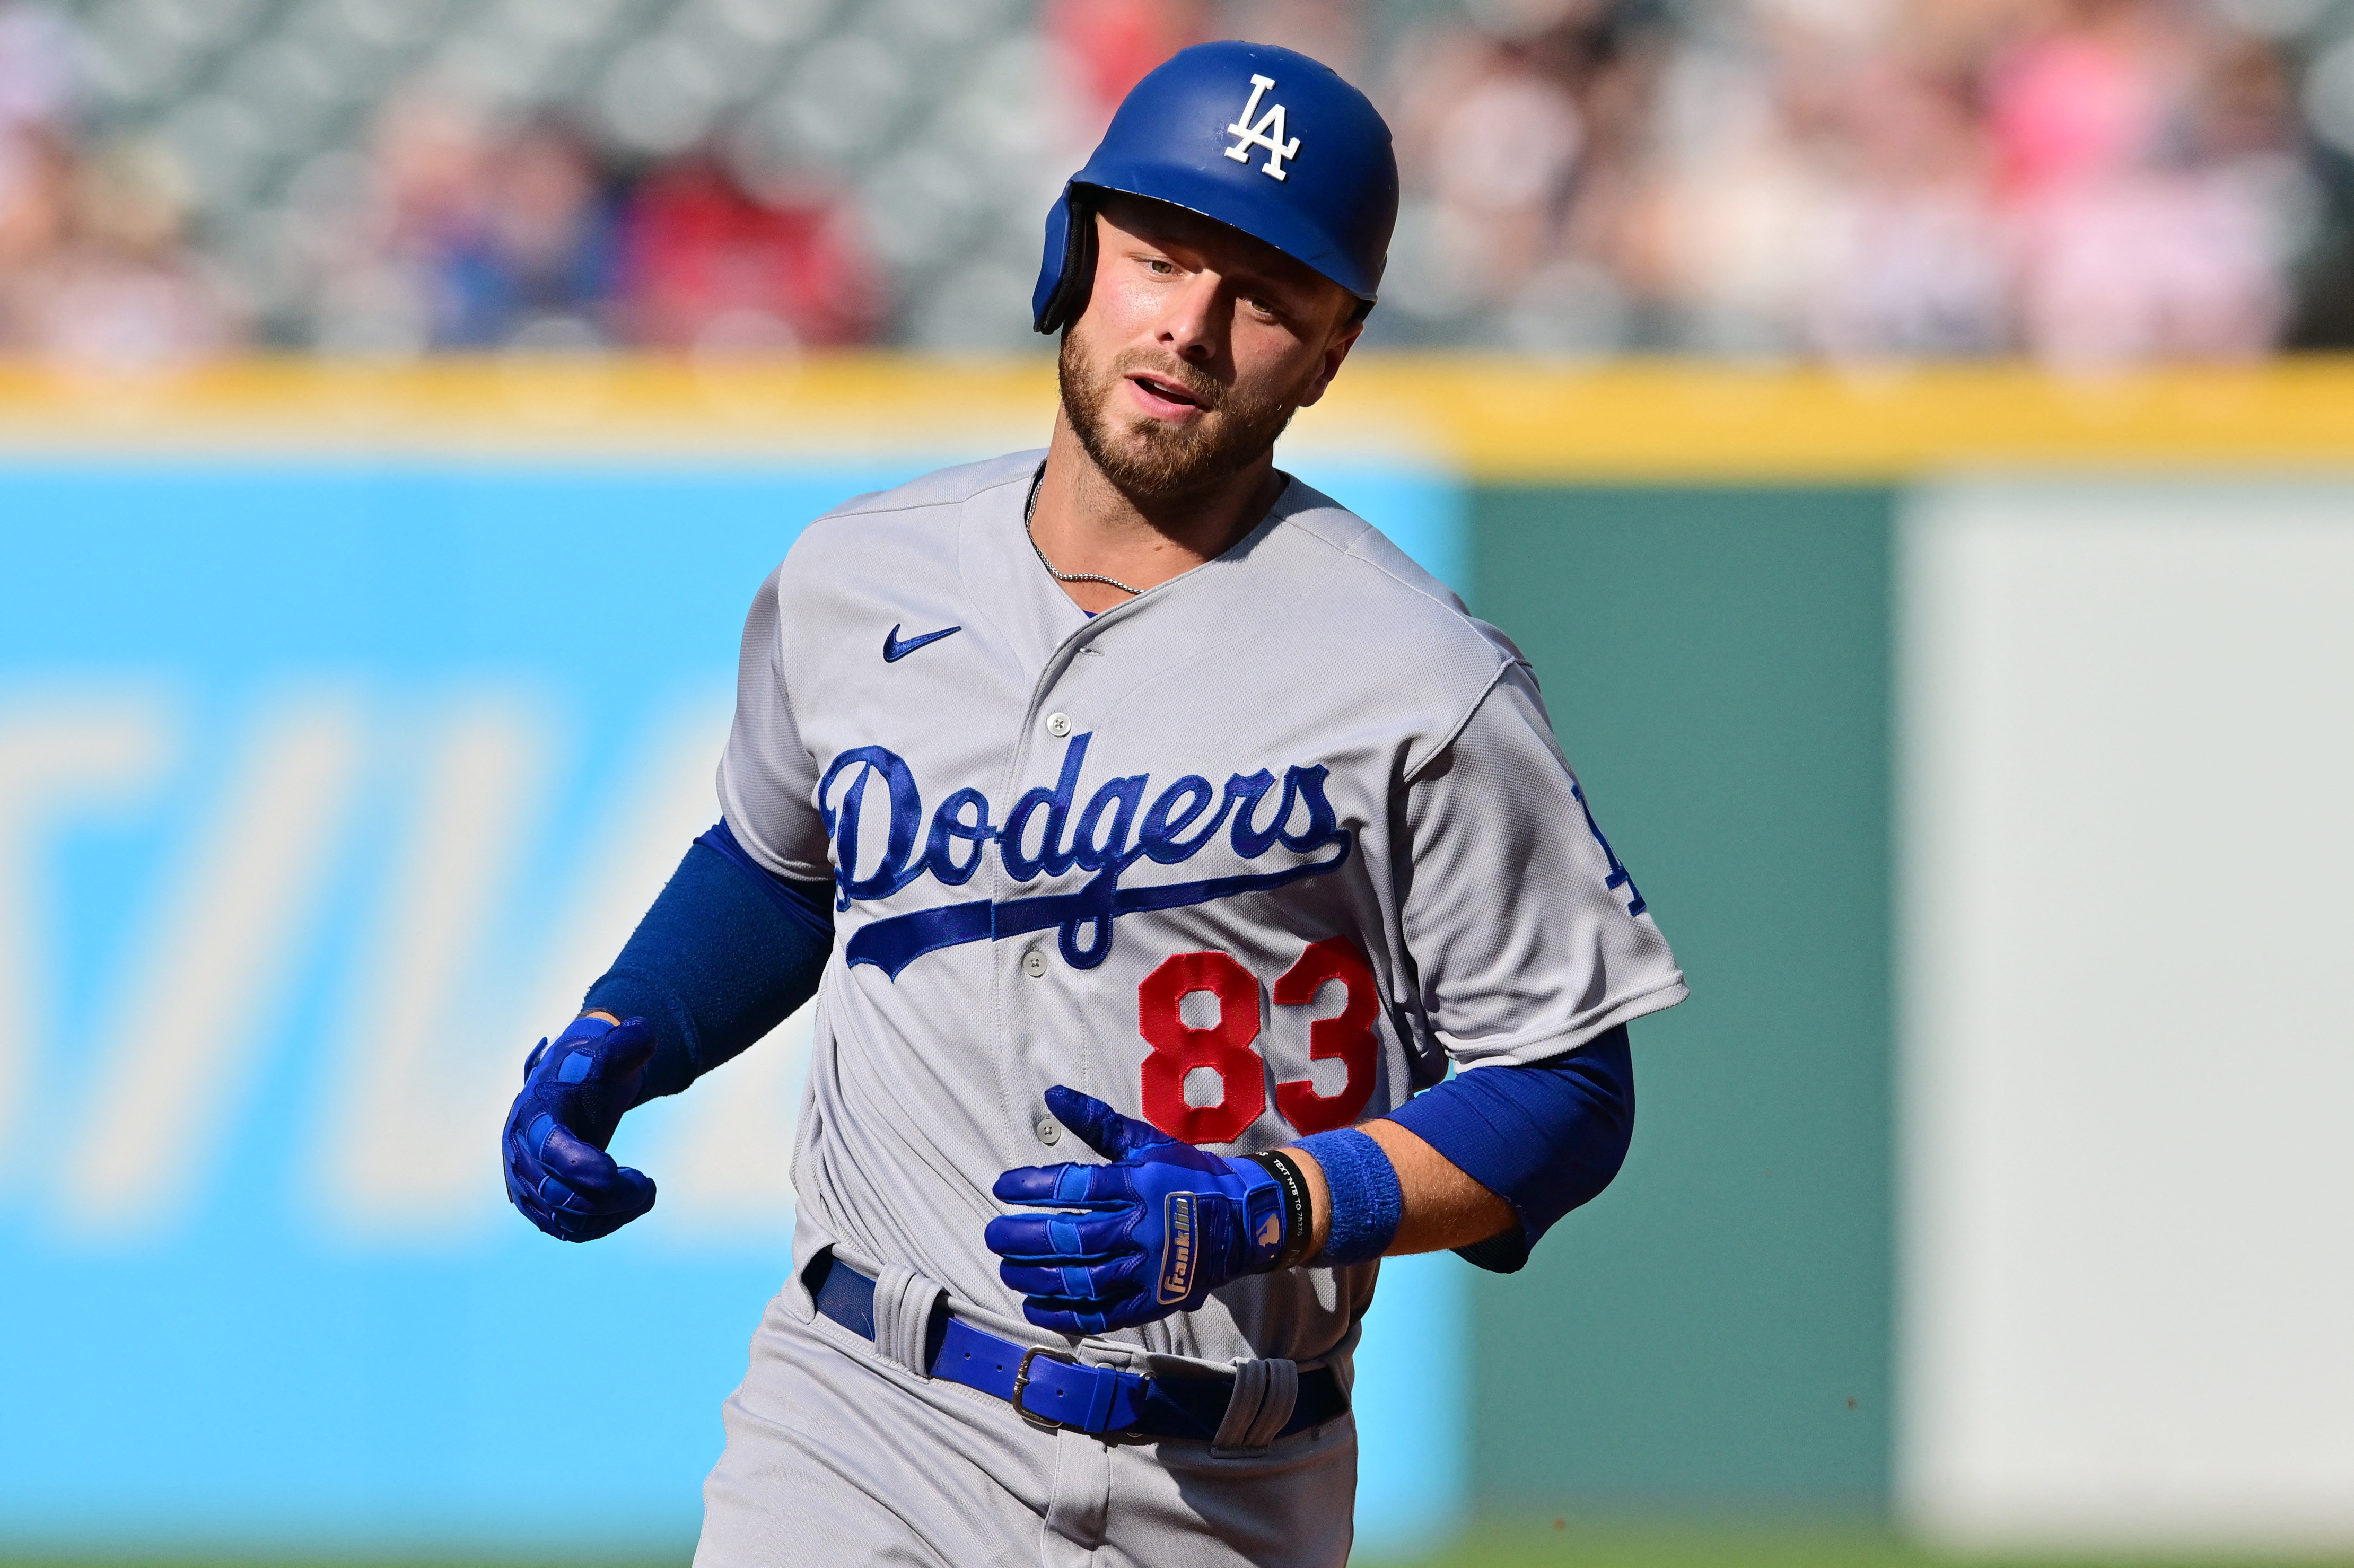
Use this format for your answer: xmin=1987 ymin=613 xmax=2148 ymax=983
xmin=1057 ymin=328 xmax=1302 ymax=504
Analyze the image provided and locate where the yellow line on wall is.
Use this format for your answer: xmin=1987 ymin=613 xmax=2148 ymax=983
xmin=4 ymin=355 xmax=2353 ymax=478
xmin=0 ymin=356 xmax=1061 ymax=462
xmin=1343 ymin=358 xmax=2354 ymax=480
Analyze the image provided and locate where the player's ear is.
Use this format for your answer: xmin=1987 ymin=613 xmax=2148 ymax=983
xmin=1297 ymin=306 xmax=1364 ymax=410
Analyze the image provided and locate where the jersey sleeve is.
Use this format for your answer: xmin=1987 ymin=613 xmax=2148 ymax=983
xmin=1399 ymin=662 xmax=1688 ymax=1067
xmin=715 ymin=564 xmax=833 ymax=883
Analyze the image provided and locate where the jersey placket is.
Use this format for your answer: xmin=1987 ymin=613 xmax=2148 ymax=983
xmin=958 ymin=478 xmax=1149 ymax=1162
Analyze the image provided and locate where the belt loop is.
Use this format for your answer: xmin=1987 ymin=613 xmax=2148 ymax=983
xmin=870 ymin=1264 xmax=946 ymax=1379
xmin=1211 ymin=1356 xmax=1299 ymax=1456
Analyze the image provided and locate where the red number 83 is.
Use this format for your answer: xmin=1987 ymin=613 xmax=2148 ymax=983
xmin=1136 ymin=936 xmax=1380 ymax=1145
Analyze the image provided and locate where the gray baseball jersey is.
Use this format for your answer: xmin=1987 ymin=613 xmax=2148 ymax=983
xmin=714 ymin=449 xmax=1686 ymax=1380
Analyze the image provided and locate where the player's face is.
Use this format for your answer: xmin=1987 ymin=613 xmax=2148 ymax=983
xmin=1060 ymin=192 xmax=1362 ymax=501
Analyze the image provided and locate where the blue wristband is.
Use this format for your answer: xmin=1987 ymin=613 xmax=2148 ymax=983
xmin=1296 ymin=1127 xmax=1402 ymax=1266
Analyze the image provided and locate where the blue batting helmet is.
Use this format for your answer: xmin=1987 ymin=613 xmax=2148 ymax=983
xmin=1031 ymin=41 xmax=1400 ymax=334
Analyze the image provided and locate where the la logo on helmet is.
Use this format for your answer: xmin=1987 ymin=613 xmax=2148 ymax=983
xmin=1223 ymin=74 xmax=1301 ymax=181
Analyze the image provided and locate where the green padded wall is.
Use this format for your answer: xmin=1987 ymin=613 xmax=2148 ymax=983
xmin=1465 ymin=486 xmax=1895 ymax=1509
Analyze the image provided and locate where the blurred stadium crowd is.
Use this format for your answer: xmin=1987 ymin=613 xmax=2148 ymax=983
xmin=0 ymin=0 xmax=2347 ymax=364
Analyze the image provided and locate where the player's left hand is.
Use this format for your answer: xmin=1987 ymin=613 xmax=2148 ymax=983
xmin=985 ymin=1085 xmax=1291 ymax=1333
xmin=501 ymin=1013 xmax=658 ymax=1242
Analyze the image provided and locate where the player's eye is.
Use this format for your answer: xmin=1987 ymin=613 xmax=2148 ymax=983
xmin=1145 ymin=257 xmax=1177 ymax=275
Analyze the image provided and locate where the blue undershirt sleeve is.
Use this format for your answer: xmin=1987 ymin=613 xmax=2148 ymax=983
xmin=1382 ymin=1024 xmax=1635 ymax=1275
xmin=582 ymin=818 xmax=834 ymax=1103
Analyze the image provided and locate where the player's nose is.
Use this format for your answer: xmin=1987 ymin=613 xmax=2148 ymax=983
xmin=1153 ymin=270 xmax=1227 ymax=367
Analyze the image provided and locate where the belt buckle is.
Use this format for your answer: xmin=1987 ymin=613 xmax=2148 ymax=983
xmin=1011 ymin=1344 xmax=1083 ymax=1432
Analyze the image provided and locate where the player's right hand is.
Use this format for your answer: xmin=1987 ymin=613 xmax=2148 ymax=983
xmin=501 ymin=1013 xmax=658 ymax=1242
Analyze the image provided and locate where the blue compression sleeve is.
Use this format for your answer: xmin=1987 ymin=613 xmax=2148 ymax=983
xmin=1384 ymin=1024 xmax=1635 ymax=1275
xmin=582 ymin=819 xmax=833 ymax=1102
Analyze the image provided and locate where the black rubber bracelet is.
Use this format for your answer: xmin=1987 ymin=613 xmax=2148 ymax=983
xmin=1249 ymin=1150 xmax=1315 ymax=1272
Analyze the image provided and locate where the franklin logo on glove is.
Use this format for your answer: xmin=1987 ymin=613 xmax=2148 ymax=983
xmin=1158 ymin=1193 xmax=1198 ymax=1304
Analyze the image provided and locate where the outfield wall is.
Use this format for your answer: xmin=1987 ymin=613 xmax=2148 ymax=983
xmin=1458 ymin=464 xmax=2354 ymax=1550
xmin=1466 ymin=486 xmax=1894 ymax=1510
xmin=1 ymin=359 xmax=2348 ymax=1555
xmin=1899 ymin=479 xmax=2354 ymax=1551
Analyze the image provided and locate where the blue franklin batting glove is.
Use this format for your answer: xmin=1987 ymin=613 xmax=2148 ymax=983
xmin=501 ymin=1014 xmax=658 ymax=1242
xmin=984 ymin=1085 xmax=1291 ymax=1334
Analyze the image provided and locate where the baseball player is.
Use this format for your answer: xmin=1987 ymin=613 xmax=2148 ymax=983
xmin=501 ymin=41 xmax=1685 ymax=1567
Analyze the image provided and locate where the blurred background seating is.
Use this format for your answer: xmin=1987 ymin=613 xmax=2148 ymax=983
xmin=0 ymin=0 xmax=2344 ymax=364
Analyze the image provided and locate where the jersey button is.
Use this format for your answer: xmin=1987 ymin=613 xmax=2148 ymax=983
xmin=1044 ymin=711 xmax=1073 ymax=738
xmin=1021 ymin=948 xmax=1048 ymax=979
xmin=1035 ymin=1114 xmax=1061 ymax=1146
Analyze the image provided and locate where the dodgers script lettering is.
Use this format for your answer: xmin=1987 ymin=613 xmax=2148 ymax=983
xmin=818 ymin=732 xmax=1354 ymax=978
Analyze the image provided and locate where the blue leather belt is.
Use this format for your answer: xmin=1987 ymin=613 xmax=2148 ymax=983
xmin=811 ymin=1252 xmax=1347 ymax=1442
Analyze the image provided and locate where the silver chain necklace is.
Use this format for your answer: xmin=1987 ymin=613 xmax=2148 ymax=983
xmin=1025 ymin=467 xmax=1143 ymax=598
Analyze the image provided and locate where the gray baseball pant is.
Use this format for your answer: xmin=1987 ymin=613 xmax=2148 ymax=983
xmin=694 ymin=1285 xmax=1358 ymax=1567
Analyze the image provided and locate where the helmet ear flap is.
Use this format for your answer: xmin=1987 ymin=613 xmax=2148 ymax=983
xmin=1035 ymin=187 xmax=1099 ymax=336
